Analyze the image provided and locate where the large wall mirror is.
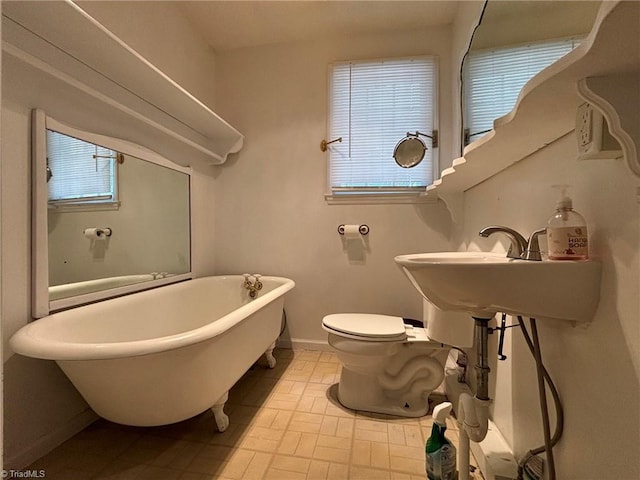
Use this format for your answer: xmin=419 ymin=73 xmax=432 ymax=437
xmin=32 ymin=109 xmax=192 ymax=317
xmin=461 ymin=0 xmax=601 ymax=151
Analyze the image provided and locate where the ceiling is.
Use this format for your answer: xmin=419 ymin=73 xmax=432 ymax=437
xmin=178 ymin=1 xmax=463 ymax=52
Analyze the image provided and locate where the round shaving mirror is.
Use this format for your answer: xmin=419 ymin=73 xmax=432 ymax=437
xmin=393 ymin=136 xmax=426 ymax=168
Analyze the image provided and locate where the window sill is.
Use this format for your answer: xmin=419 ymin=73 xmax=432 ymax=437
xmin=48 ymin=201 xmax=120 ymax=213
xmin=324 ymin=191 xmax=437 ymax=205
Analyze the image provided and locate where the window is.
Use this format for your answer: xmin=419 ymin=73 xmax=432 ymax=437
xmin=47 ymin=129 xmax=119 ymax=209
xmin=463 ymin=37 xmax=581 ymax=145
xmin=326 ymin=57 xmax=437 ymax=203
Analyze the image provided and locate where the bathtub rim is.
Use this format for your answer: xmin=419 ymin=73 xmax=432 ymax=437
xmin=10 ymin=275 xmax=295 ymax=361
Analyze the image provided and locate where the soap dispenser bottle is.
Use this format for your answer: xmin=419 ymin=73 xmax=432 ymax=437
xmin=547 ymin=185 xmax=589 ymax=260
xmin=426 ymin=402 xmax=457 ymax=480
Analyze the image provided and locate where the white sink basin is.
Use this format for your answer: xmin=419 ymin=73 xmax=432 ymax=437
xmin=394 ymin=252 xmax=601 ymax=322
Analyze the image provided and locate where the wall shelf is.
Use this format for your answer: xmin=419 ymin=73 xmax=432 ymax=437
xmin=429 ymin=0 xmax=639 ymax=206
xmin=1 ymin=0 xmax=243 ymax=167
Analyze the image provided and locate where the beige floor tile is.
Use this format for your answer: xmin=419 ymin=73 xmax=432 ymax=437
xmin=313 ymin=445 xmax=350 ymax=463
xmin=26 ymin=348 xmax=484 ymax=480
xmin=208 ymin=422 xmax=248 ymax=447
xmin=388 ymin=423 xmax=408 ymax=445
xmin=272 ymin=454 xmax=312 ymax=473
xmin=389 ymin=455 xmax=425 ymax=475
xmin=194 ymin=444 xmax=234 ymax=460
xmin=276 ymin=380 xmax=308 ymax=395
xmin=238 ymin=435 xmax=281 ymax=453
xmin=355 ymin=427 xmax=389 ymax=443
xmin=244 ymin=424 xmax=286 ymax=442
xmin=390 ymin=472 xmax=413 ymax=480
xmin=316 ymin=434 xmax=351 ymax=450
xmin=296 ymin=395 xmax=316 ymax=412
xmin=178 ymin=472 xmax=214 ymax=480
xmin=324 ymin=402 xmax=355 ymax=419
xmin=265 ymin=467 xmax=308 ymax=480
xmin=350 ymin=465 xmax=391 ymax=480
xmin=318 ymin=352 xmax=339 ymax=363
xmin=42 ymin=468 xmax=94 ymax=480
xmin=271 ymin=409 xmax=294 ymax=429
xmin=402 ymin=425 xmax=424 ymax=448
xmin=327 ymin=462 xmax=349 ymax=479
xmin=295 ymin=432 xmax=319 ymax=458
xmin=219 ymin=449 xmax=255 ymax=479
xmin=306 ymin=460 xmax=329 ymax=479
xmin=137 ymin=465 xmax=185 ymax=479
xmin=355 ymin=418 xmax=390 ymax=433
xmin=278 ymin=430 xmax=303 ymax=455
xmin=93 ymin=459 xmax=148 ymax=479
xmin=389 ymin=443 xmax=424 ymax=460
xmin=243 ymin=452 xmax=273 ymax=480
xmin=294 ymin=350 xmax=323 ymax=362
xmin=186 ymin=454 xmax=226 ymax=475
xmin=371 ymin=441 xmax=390 ymax=469
xmin=265 ymin=392 xmax=301 ymax=410
xmin=335 ymin=417 xmax=355 ymax=437
xmin=302 ymin=383 xmax=331 ymax=398
xmin=352 ymin=439 xmax=372 ymax=466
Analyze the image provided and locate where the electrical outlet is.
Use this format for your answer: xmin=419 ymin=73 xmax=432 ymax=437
xmin=575 ymin=102 xmax=623 ymax=160
xmin=576 ymin=102 xmax=592 ymax=148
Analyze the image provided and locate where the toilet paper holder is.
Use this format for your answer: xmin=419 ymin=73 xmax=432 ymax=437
xmin=337 ymin=224 xmax=369 ymax=235
xmin=83 ymin=227 xmax=113 ymax=239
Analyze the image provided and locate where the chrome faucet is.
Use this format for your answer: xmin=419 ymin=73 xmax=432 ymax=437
xmin=243 ymin=273 xmax=263 ymax=298
xmin=478 ymin=226 xmax=528 ymax=259
xmin=479 ymin=225 xmax=546 ymax=261
xmin=522 ymin=228 xmax=546 ymax=261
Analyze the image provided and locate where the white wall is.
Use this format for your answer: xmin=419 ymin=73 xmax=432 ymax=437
xmin=213 ymin=27 xmax=456 ymax=346
xmin=76 ymin=0 xmax=220 ymax=281
xmin=458 ymin=134 xmax=640 ymax=479
xmin=1 ymin=4 xmax=219 ymax=468
xmin=77 ymin=1 xmax=217 ymax=109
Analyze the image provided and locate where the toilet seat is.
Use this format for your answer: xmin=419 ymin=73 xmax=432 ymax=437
xmin=322 ymin=314 xmax=408 ymax=342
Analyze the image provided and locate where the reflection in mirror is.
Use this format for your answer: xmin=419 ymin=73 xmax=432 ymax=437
xmin=32 ymin=110 xmax=192 ymax=317
xmin=393 ymin=131 xmax=438 ymax=169
xmin=394 ymin=136 xmax=425 ymax=168
xmin=461 ymin=1 xmax=601 ymax=150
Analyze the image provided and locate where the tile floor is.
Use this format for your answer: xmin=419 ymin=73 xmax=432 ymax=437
xmin=27 ymin=349 xmax=482 ymax=479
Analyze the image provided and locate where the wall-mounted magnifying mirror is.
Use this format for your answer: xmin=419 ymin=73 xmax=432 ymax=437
xmin=394 ymin=137 xmax=425 ymax=168
xmin=32 ymin=109 xmax=193 ymax=317
xmin=393 ymin=130 xmax=439 ymax=168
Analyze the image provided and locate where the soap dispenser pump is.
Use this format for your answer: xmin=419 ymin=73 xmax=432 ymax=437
xmin=547 ymin=185 xmax=589 ymax=260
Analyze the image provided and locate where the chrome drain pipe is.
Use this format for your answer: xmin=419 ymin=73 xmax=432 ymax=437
xmin=458 ymin=316 xmax=493 ymax=480
xmin=475 ymin=317 xmax=491 ymax=401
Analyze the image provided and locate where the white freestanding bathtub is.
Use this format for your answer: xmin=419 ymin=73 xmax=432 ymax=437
xmin=10 ymin=275 xmax=295 ymax=431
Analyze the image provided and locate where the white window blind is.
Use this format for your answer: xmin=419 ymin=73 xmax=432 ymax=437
xmin=463 ymin=38 xmax=581 ymax=144
xmin=328 ymin=57 xmax=437 ymax=195
xmin=47 ymin=130 xmax=117 ymax=205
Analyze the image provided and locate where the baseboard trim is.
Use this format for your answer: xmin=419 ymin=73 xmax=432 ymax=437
xmin=276 ymin=338 xmax=332 ymax=352
xmin=6 ymin=408 xmax=98 ymax=470
xmin=444 ymin=372 xmax=518 ymax=480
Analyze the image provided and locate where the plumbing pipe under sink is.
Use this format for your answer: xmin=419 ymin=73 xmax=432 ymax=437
xmin=457 ymin=317 xmax=492 ymax=480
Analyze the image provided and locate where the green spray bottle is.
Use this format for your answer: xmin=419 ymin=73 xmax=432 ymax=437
xmin=426 ymin=401 xmax=457 ymax=480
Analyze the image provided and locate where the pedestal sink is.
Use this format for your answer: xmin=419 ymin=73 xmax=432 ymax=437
xmin=394 ymin=252 xmax=601 ymax=322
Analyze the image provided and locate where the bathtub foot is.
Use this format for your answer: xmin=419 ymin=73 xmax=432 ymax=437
xmin=212 ymin=392 xmax=229 ymax=432
xmin=265 ymin=342 xmax=277 ymax=368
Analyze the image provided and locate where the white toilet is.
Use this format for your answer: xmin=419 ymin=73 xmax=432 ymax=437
xmin=322 ymin=301 xmax=474 ymax=417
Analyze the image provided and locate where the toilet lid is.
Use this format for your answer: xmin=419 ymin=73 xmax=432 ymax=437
xmin=322 ymin=314 xmax=407 ymax=340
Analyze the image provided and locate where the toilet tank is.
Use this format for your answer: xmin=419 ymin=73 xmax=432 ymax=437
xmin=423 ymin=299 xmax=475 ymax=348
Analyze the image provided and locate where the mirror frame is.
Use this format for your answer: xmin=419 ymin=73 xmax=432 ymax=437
xmin=32 ymin=109 xmax=193 ymax=318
